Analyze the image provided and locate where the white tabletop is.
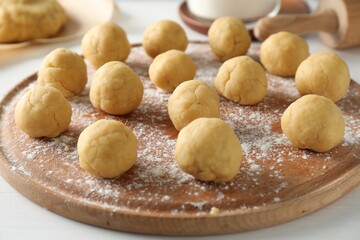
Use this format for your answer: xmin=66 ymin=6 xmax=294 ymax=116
xmin=1 ymin=1 xmax=360 ymax=239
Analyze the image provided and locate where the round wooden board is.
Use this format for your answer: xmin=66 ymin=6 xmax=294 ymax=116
xmin=1 ymin=42 xmax=360 ymax=236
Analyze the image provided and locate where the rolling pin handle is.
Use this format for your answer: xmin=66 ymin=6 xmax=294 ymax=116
xmin=254 ymin=10 xmax=338 ymax=41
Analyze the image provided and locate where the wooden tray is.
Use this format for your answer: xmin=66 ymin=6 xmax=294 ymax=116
xmin=1 ymin=42 xmax=360 ymax=235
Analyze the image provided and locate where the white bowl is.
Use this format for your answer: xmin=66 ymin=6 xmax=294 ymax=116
xmin=187 ymin=0 xmax=280 ymax=21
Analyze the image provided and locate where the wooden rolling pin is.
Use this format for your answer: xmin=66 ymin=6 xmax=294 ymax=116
xmin=254 ymin=0 xmax=360 ymax=49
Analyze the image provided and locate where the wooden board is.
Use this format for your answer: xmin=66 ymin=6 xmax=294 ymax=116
xmin=1 ymin=42 xmax=360 ymax=235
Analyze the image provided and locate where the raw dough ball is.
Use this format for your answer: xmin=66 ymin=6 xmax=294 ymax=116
xmin=37 ymin=48 xmax=87 ymax=97
xmin=281 ymin=94 xmax=345 ymax=152
xmin=77 ymin=119 xmax=137 ymax=178
xmin=295 ymin=51 xmax=350 ymax=102
xmin=208 ymin=17 xmax=251 ymax=61
xmin=175 ymin=118 xmax=242 ymax=182
xmin=215 ymin=56 xmax=268 ymax=105
xmin=260 ymin=31 xmax=309 ymax=77
xmin=15 ymin=86 xmax=72 ymax=138
xmin=149 ymin=50 xmax=196 ymax=92
xmin=143 ymin=20 xmax=188 ymax=58
xmin=81 ymin=22 xmax=130 ymax=68
xmin=90 ymin=61 xmax=143 ymax=115
xmin=0 ymin=0 xmax=67 ymax=43
xmin=168 ymin=80 xmax=220 ymax=131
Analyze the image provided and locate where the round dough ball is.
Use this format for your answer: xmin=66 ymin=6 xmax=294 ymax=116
xmin=15 ymin=86 xmax=72 ymax=138
xmin=0 ymin=0 xmax=67 ymax=43
xmin=143 ymin=20 xmax=188 ymax=58
xmin=215 ymin=56 xmax=268 ymax=105
xmin=281 ymin=94 xmax=345 ymax=152
xmin=81 ymin=22 xmax=130 ymax=68
xmin=260 ymin=31 xmax=309 ymax=77
xmin=295 ymin=51 xmax=350 ymax=102
xmin=77 ymin=119 xmax=137 ymax=178
xmin=90 ymin=61 xmax=143 ymax=115
xmin=168 ymin=80 xmax=220 ymax=131
xmin=175 ymin=118 xmax=242 ymax=182
xmin=37 ymin=48 xmax=87 ymax=97
xmin=149 ymin=50 xmax=196 ymax=92
xmin=208 ymin=17 xmax=251 ymax=61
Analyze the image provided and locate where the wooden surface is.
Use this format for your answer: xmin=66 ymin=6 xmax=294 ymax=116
xmin=254 ymin=0 xmax=360 ymax=49
xmin=1 ymin=42 xmax=360 ymax=235
xmin=179 ymin=0 xmax=310 ymax=35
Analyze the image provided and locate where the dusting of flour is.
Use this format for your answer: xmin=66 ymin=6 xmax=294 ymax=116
xmin=1 ymin=42 xmax=360 ymax=215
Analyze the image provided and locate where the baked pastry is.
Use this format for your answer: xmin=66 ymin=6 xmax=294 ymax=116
xmin=168 ymin=80 xmax=220 ymax=131
xmin=0 ymin=0 xmax=67 ymax=43
xmin=15 ymin=86 xmax=72 ymax=138
xmin=149 ymin=49 xmax=196 ymax=92
xmin=208 ymin=17 xmax=251 ymax=61
xmin=143 ymin=20 xmax=188 ymax=58
xmin=295 ymin=51 xmax=350 ymax=102
xmin=281 ymin=94 xmax=345 ymax=152
xmin=78 ymin=119 xmax=137 ymax=178
xmin=260 ymin=31 xmax=309 ymax=77
xmin=215 ymin=56 xmax=268 ymax=105
xmin=90 ymin=61 xmax=143 ymax=115
xmin=81 ymin=22 xmax=131 ymax=69
xmin=175 ymin=118 xmax=243 ymax=182
xmin=37 ymin=48 xmax=87 ymax=98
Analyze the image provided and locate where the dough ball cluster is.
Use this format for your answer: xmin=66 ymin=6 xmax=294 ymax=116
xmin=77 ymin=119 xmax=137 ymax=178
xmin=260 ymin=31 xmax=309 ymax=77
xmin=90 ymin=61 xmax=144 ymax=115
xmin=37 ymin=48 xmax=87 ymax=98
xmin=295 ymin=51 xmax=350 ymax=102
xmin=143 ymin=20 xmax=188 ymax=58
xmin=168 ymin=80 xmax=220 ymax=131
xmin=15 ymin=86 xmax=72 ymax=138
xmin=281 ymin=94 xmax=345 ymax=152
xmin=208 ymin=17 xmax=251 ymax=61
xmin=175 ymin=118 xmax=242 ymax=182
xmin=215 ymin=56 xmax=268 ymax=105
xmin=82 ymin=22 xmax=130 ymax=68
xmin=0 ymin=0 xmax=67 ymax=43
xmin=149 ymin=50 xmax=196 ymax=92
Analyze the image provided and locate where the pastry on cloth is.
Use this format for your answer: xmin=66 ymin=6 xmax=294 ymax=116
xmin=0 ymin=0 xmax=67 ymax=43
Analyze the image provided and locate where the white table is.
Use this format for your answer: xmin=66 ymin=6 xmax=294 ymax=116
xmin=1 ymin=1 xmax=360 ymax=239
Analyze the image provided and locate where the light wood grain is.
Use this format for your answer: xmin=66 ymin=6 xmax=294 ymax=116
xmin=0 ymin=42 xmax=360 ymax=235
xmin=254 ymin=0 xmax=360 ymax=49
